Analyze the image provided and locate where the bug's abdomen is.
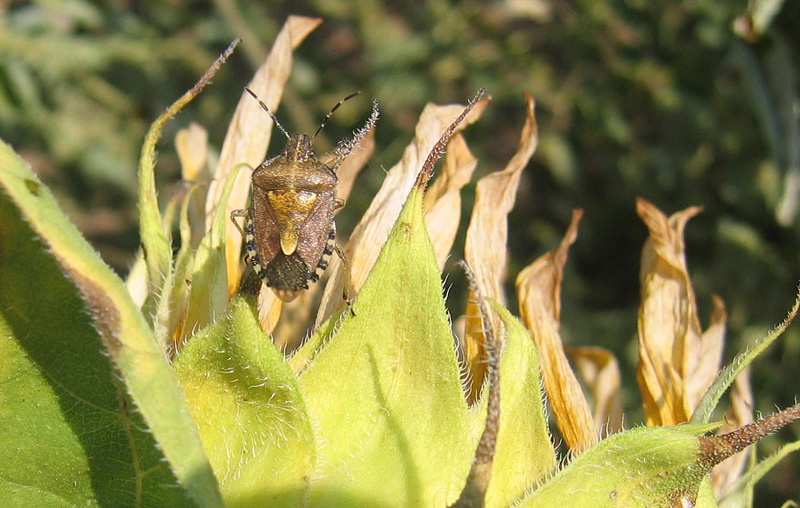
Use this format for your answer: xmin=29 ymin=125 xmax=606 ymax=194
xmin=245 ymin=216 xmax=337 ymax=302
xmin=263 ymin=252 xmax=311 ymax=302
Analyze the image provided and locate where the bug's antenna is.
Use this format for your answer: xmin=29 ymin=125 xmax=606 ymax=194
xmin=314 ymin=91 xmax=361 ymax=139
xmin=244 ymin=87 xmax=290 ymax=140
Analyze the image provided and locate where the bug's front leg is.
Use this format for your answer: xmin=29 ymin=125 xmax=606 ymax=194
xmin=230 ymin=208 xmax=258 ymax=268
xmin=230 ymin=208 xmax=249 ymax=238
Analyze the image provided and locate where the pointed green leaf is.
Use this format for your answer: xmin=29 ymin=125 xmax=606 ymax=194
xmin=482 ymin=302 xmax=557 ymax=507
xmin=138 ymin=96 xmax=179 ymax=325
xmin=137 ymin=39 xmax=238 ymax=326
xmin=154 ymin=183 xmax=201 ymax=350
xmin=180 ymin=165 xmax=242 ymax=341
xmin=0 ymin=140 xmax=222 ymax=507
xmin=174 ymin=293 xmax=316 ymax=508
xmin=299 ymin=188 xmax=473 ymax=507
xmin=692 ymin=293 xmax=800 ymax=425
xmin=515 ymin=423 xmax=721 ymax=508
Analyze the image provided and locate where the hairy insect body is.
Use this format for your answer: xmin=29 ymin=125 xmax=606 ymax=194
xmin=245 ymin=134 xmax=340 ymax=302
xmin=234 ymin=89 xmax=379 ymax=303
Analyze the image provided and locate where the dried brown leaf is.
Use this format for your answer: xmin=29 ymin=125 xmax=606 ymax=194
xmin=686 ymin=294 xmax=727 ymax=411
xmin=204 ymin=16 xmax=321 ymax=299
xmin=636 ymin=197 xmax=724 ymax=426
xmin=516 ymin=209 xmax=597 ymax=453
xmin=566 ymin=346 xmax=623 ymax=437
xmin=464 ymin=92 xmax=537 ymax=306
xmin=257 ymin=284 xmax=284 ymax=336
xmin=176 ymin=123 xmax=211 ymax=249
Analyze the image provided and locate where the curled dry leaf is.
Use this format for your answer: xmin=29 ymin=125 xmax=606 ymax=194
xmin=636 ymin=197 xmax=726 ymax=426
xmin=566 ymin=346 xmax=624 ymax=437
xmin=315 ymin=97 xmax=488 ymax=323
xmin=462 ymin=93 xmax=537 ymax=401
xmin=205 ymin=15 xmax=321 ymax=301
xmin=687 ymin=294 xmax=727 ymax=412
xmin=516 ymin=209 xmax=598 ymax=454
xmin=464 ymin=92 xmax=537 ymax=306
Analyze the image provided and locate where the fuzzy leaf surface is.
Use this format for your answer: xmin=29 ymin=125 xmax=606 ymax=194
xmin=481 ymin=301 xmax=556 ymax=507
xmin=516 ymin=423 xmax=721 ymax=508
xmin=174 ymin=294 xmax=315 ymax=507
xmin=0 ymin=140 xmax=221 ymax=507
xmin=298 ymin=189 xmax=473 ymax=507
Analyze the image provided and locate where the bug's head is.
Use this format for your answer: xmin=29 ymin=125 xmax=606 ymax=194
xmin=281 ymin=134 xmax=316 ymax=163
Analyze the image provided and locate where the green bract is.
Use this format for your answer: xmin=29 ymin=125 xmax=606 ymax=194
xmin=0 ymin=139 xmax=222 ymax=508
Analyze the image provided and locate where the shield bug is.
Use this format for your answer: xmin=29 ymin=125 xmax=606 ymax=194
xmin=231 ymin=88 xmax=379 ymax=302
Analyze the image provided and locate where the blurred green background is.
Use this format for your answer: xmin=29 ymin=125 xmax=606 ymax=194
xmin=1 ymin=0 xmax=798 ymax=502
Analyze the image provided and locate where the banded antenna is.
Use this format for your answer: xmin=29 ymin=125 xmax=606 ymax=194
xmin=314 ymin=91 xmax=361 ymax=138
xmin=244 ymin=87 xmax=290 ymax=140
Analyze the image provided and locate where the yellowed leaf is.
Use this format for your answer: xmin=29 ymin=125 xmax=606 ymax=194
xmin=464 ymin=93 xmax=537 ymax=306
xmin=176 ymin=123 xmax=211 ymax=250
xmin=686 ymin=294 xmax=727 ymax=411
xmin=124 ymin=254 xmax=149 ymax=307
xmin=636 ymin=197 xmax=724 ymax=426
xmin=516 ymin=209 xmax=597 ymax=453
xmin=257 ymin=284 xmax=284 ymax=337
xmin=176 ymin=122 xmax=209 ymax=183
xmin=566 ymin=346 xmax=623 ymax=437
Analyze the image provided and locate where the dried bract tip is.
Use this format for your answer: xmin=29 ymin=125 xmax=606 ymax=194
xmin=415 ymin=88 xmax=487 ymax=191
xmin=329 ymin=98 xmax=380 ymax=171
xmin=450 ymin=259 xmax=500 ymax=508
xmin=699 ymin=402 xmax=800 ymax=468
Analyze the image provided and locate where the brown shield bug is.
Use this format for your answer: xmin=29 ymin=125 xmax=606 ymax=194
xmin=231 ymin=88 xmax=379 ymax=302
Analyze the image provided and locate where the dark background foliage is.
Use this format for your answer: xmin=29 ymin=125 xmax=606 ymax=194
xmin=1 ymin=0 xmax=798 ymax=502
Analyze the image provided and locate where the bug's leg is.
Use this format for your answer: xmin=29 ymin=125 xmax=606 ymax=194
xmin=230 ymin=208 xmax=249 ymax=239
xmin=333 ymin=198 xmax=345 ymax=211
xmin=231 ymin=208 xmax=259 ymax=268
xmin=334 ymin=243 xmax=356 ymax=313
